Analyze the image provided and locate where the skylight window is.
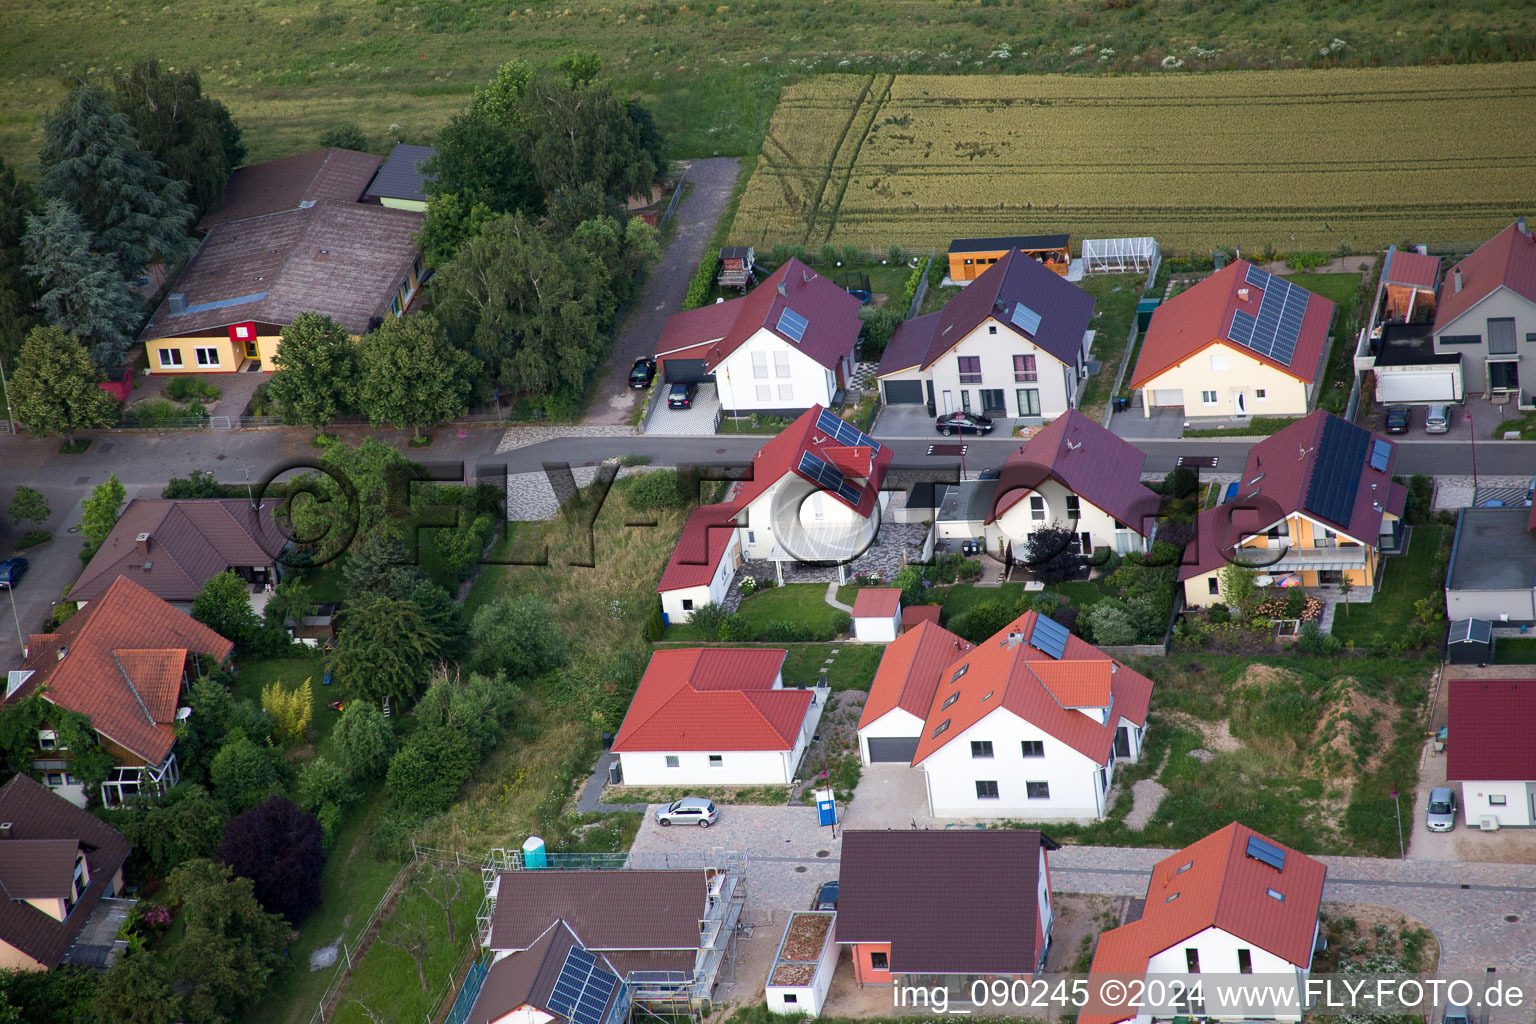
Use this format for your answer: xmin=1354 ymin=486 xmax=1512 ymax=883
xmin=1266 ymin=888 xmax=1285 ymax=902
xmin=1175 ymin=861 xmax=1193 ymax=875
xmin=941 ymin=692 xmax=959 ymax=710
xmin=931 ymin=719 xmax=951 ymax=739
xmin=951 ymin=664 xmax=969 ymax=683
xmin=1165 ymin=892 xmax=1180 ymax=903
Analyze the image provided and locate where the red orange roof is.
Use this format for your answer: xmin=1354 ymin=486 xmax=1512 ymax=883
xmin=901 ymin=606 xmax=942 ymax=630
xmin=11 ymin=575 xmax=233 ymax=764
xmin=1130 ymin=259 xmax=1334 ymax=388
xmin=729 ymin=405 xmax=892 ymax=520
xmin=1085 ymin=823 xmax=1326 ymax=1007
xmin=859 ymin=619 xmax=974 ymax=729
xmin=1435 ymin=222 xmax=1536 ymax=332
xmin=851 ymin=588 xmax=902 ymax=619
xmin=613 ymin=648 xmax=812 ymax=752
xmin=656 ymin=503 xmax=738 ymax=593
xmin=1382 ymin=248 xmax=1440 ymax=290
xmin=1446 ymin=679 xmax=1536 ymax=781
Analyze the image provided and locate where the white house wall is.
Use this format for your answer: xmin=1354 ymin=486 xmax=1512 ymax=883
xmin=736 ymin=480 xmax=876 ymax=561
xmin=715 ymin=329 xmax=841 ymax=413
xmin=1036 ymin=846 xmax=1054 ymax=961
xmin=766 ymin=916 xmax=840 ymax=1018
xmin=923 ymin=319 xmax=1078 ymax=419
xmin=1144 ymin=924 xmax=1309 ymax=1022
xmin=661 ymin=533 xmax=742 ymax=623
xmin=1460 ymin=780 xmax=1536 ymax=827
xmin=992 ymin=478 xmax=1151 ymax=556
xmin=620 ymin=748 xmax=801 ymax=786
xmin=858 ymin=708 xmax=926 ymax=764
xmin=920 ymin=707 xmax=1114 ymax=818
xmin=854 ymin=611 xmax=900 ymax=642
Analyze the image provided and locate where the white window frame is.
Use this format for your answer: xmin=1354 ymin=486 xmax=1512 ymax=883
xmin=1201 ymin=390 xmax=1218 ymax=405
xmin=194 ymin=346 xmax=220 ymax=367
xmin=752 ymin=351 xmax=769 ymax=378
xmin=665 ymin=755 xmax=680 ymax=768
xmin=1209 ymin=352 xmax=1229 ymax=371
xmin=708 ymin=754 xmax=724 ymax=768
xmin=774 ymin=350 xmax=791 ymax=378
xmin=1255 ymin=389 xmax=1267 ymax=400
xmin=756 ymin=384 xmax=771 ymax=401
xmin=1030 ymin=495 xmax=1046 ymax=521
xmin=777 ymin=383 xmax=794 ymax=402
xmin=159 ymin=348 xmax=183 ymax=368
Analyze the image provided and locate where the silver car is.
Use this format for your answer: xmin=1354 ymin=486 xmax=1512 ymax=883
xmin=1424 ymin=404 xmax=1451 ymax=433
xmin=1426 ymin=786 xmax=1457 ymax=832
xmin=655 ymin=797 xmax=718 ymax=828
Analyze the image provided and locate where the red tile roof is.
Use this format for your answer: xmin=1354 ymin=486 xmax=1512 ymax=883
xmin=0 ymin=775 xmax=130 ymax=968
xmin=1085 ymin=823 xmax=1326 ymax=1001
xmin=10 ymin=575 xmax=234 ymax=764
xmin=901 ymin=606 xmax=943 ymax=630
xmin=851 ymin=588 xmax=902 ymax=619
xmin=1383 ymin=249 xmax=1440 ymax=289
xmin=729 ymin=405 xmax=893 ymax=520
xmin=989 ymin=410 xmax=1158 ymax=534
xmin=656 ymin=503 xmax=738 ymax=594
xmin=910 ymin=611 xmax=1152 ymax=766
xmin=612 ymin=648 xmax=812 ymax=752
xmin=655 ymin=259 xmax=860 ymax=372
xmin=879 ymin=249 xmax=1094 ymax=374
xmin=1446 ymin=679 xmax=1536 ymax=781
xmin=1435 ymin=222 xmax=1536 ymax=332
xmin=1179 ymin=411 xmax=1404 ymax=580
xmin=859 ymin=619 xmax=974 ymax=728
xmin=198 ymin=147 xmax=382 ymax=230
xmin=1130 ymin=260 xmax=1335 ymax=387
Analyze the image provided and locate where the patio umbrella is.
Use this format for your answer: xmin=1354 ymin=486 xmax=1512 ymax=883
xmin=1277 ymin=574 xmax=1303 ymax=588
xmin=1254 ymin=575 xmax=1275 ymax=588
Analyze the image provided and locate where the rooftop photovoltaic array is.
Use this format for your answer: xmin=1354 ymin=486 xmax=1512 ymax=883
xmin=777 ymin=307 xmax=809 ymax=343
xmin=548 ymin=947 xmax=619 ymax=1024
xmin=1245 ymin=834 xmax=1287 ymax=872
xmin=815 ymin=407 xmax=883 ymax=453
xmin=1228 ymin=265 xmax=1310 ymax=366
xmin=1028 ymin=614 xmax=1070 ymax=660
xmin=798 ymin=451 xmax=865 ymax=506
xmin=1369 ymin=439 xmax=1391 ymax=472
xmin=1303 ymin=415 xmax=1372 ymax=527
xmin=1010 ymin=302 xmax=1043 ymax=336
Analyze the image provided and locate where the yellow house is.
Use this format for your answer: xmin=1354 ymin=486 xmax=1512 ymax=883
xmin=1180 ymin=410 xmax=1406 ymax=608
xmin=1132 ymin=259 xmax=1335 ymax=419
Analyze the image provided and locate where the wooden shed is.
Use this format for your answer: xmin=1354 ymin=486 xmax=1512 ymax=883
xmin=947 ymin=234 xmax=1069 ymax=282
xmin=718 ymin=246 xmax=755 ymax=289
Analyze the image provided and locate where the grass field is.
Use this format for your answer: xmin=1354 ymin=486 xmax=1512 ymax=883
xmin=4 ymin=0 xmax=1535 ymax=172
xmin=729 ymin=65 xmax=1536 ymax=252
xmin=1330 ymin=524 xmax=1445 ymax=645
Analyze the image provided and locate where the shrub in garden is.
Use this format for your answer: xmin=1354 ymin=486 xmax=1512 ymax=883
xmin=1296 ymin=621 xmax=1343 ymax=655
xmin=687 ymin=603 xmax=729 ymax=640
xmin=627 ymin=469 xmax=692 ymax=510
xmin=1208 ymin=603 xmax=1231 ymax=624
xmin=831 ymin=611 xmax=852 ymax=637
xmin=717 ymin=614 xmax=754 ymax=642
xmin=1085 ymin=600 xmax=1138 ymax=646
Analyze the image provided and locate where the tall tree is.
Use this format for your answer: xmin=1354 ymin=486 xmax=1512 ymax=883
xmin=165 ymin=859 xmax=288 ymax=1024
xmin=23 ymin=200 xmax=139 ymax=364
xmin=79 ymin=472 xmax=127 ymax=551
xmin=332 ymin=699 xmax=396 ymax=779
xmin=191 ymin=570 xmax=264 ymax=649
xmin=38 ymin=84 xmax=194 ymax=280
xmin=266 ymin=312 xmax=357 ymax=433
xmin=525 ymin=73 xmax=661 ymax=205
xmin=93 ymin=949 xmax=181 ymax=1024
xmin=6 ymin=486 xmax=50 ymax=526
xmin=416 ymin=191 xmax=495 ymax=268
xmin=327 ymin=594 xmax=446 ymax=704
xmin=112 ymin=59 xmax=245 ymax=219
xmin=8 ymin=327 xmax=118 ymax=443
xmin=356 ymin=313 xmax=474 ymax=439
xmin=0 ymin=157 xmax=41 ymax=372
xmin=422 ymin=107 xmax=540 ymax=220
xmin=217 ymin=796 xmax=325 ymax=925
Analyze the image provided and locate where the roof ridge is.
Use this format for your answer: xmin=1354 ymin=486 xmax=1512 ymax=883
xmin=739 ymin=688 xmax=796 ymax=744
xmin=110 ymin=651 xmax=159 ymax=728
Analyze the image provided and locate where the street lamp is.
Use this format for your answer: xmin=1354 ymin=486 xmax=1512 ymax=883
xmin=4 ymin=585 xmax=21 ymax=648
xmin=1390 ymin=787 xmax=1405 ymax=859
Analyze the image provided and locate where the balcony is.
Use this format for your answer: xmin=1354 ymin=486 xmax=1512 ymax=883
xmin=1261 ymin=544 xmax=1367 ymax=572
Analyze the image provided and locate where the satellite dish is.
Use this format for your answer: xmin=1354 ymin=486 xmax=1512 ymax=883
xmin=175 ymin=706 xmax=193 ymax=721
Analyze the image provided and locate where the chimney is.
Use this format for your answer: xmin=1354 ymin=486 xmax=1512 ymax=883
xmin=777 ymin=280 xmax=787 ymax=297
xmin=0 ymin=823 xmax=11 ymax=839
xmin=1238 ymin=287 xmax=1250 ymax=302
xmin=136 ymin=532 xmax=152 ymax=555
xmin=167 ymin=293 xmax=186 ymax=316
xmin=1519 ymin=216 xmax=1528 ymax=238
xmin=1453 ymin=267 xmax=1463 ymax=294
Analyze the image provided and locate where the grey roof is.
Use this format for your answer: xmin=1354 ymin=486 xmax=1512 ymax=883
xmin=0 ymin=839 xmax=79 ymax=898
xmin=1373 ymin=323 xmax=1460 ymax=368
xmin=1448 ymin=619 xmax=1493 ymax=644
xmin=141 ymin=200 xmax=423 ymax=339
xmin=936 ymin=478 xmax=999 ymax=524
xmin=949 ymin=234 xmax=1069 ymax=254
xmin=199 ymin=148 xmax=381 ymax=230
xmin=487 ymin=870 xmax=707 ymax=953
xmin=364 ymin=144 xmax=437 ymax=203
xmin=1446 ymin=507 xmax=1536 ymax=592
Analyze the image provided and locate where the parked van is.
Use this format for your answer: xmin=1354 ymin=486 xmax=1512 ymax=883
xmin=1425 ymin=404 xmax=1452 ymax=433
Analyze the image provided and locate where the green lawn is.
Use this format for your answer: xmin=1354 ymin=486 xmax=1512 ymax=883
xmin=1284 ymin=270 xmax=1367 ymax=415
xmin=732 ymin=584 xmax=846 ymax=632
xmin=1330 ymin=524 xmax=1444 ymax=644
xmin=1493 ymin=637 xmax=1536 ymax=664
xmin=937 ymin=583 xmax=1024 ymax=622
xmin=1075 ymin=274 xmax=1146 ymax=423
xmin=1184 ymin=416 xmax=1303 ymax=438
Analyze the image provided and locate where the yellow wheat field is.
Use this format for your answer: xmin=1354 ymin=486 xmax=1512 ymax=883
xmin=729 ymin=65 xmax=1536 ymax=253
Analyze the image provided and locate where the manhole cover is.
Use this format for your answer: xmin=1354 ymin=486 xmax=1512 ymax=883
xmin=216 ymin=453 xmax=226 ymax=460
xmin=816 ymin=850 xmax=830 ymax=858
xmin=716 ymin=448 xmax=726 ymax=454
xmin=1505 ymin=915 xmax=1520 ymax=923
xmin=74 ymin=475 xmax=91 ymax=485
xmin=794 ymin=865 xmax=807 ymax=874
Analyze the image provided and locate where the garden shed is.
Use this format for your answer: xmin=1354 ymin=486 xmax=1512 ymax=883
xmin=1082 ymin=237 xmax=1159 ymax=274
xmin=852 ymin=588 xmax=902 ymax=642
xmin=765 ymin=912 xmax=838 ymax=1017
xmin=718 ymin=246 xmax=755 ymax=288
xmin=1447 ymin=618 xmax=1494 ymax=665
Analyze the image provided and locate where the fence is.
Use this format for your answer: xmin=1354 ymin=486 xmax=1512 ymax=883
xmin=657 ymin=167 xmax=689 ymax=232
xmin=905 ymin=260 xmax=931 ymax=320
xmin=305 ymin=856 xmax=420 ymax=1024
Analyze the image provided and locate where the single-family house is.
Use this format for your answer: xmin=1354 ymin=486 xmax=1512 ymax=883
xmin=1432 ymin=219 xmax=1536 ymax=405
xmin=1447 ymin=679 xmax=1536 ymax=828
xmin=5 ymin=575 xmax=234 ymax=807
xmin=1081 ymin=823 xmax=1327 ymax=1024
xmin=71 ymin=498 xmax=286 ymax=609
xmin=611 ymin=648 xmax=824 ymax=786
xmin=363 ymin=143 xmax=436 ymax=212
xmin=656 ymin=503 xmax=742 ymax=624
xmin=0 ymin=774 xmax=131 ymax=972
xmin=1131 ymin=260 xmax=1335 ymax=418
xmin=946 ymin=235 xmax=1070 ymax=282
xmin=472 ymin=866 xmax=743 ymax=1024
xmin=1444 ymin=505 xmax=1536 ymax=625
xmin=878 ymin=249 xmax=1096 ymax=421
xmin=851 ymin=588 xmax=902 ymax=642
xmin=861 ymin=610 xmax=1152 ymax=818
xmin=836 ymin=829 xmax=1058 ymax=989
xmin=986 ymin=409 xmax=1160 ymax=559
xmin=1180 ymin=411 xmax=1405 ymax=608
xmin=858 ymin=619 xmax=973 ymax=764
xmin=654 ymin=259 xmax=860 ymax=415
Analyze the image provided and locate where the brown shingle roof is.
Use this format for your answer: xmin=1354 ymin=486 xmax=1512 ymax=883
xmin=0 ymin=775 xmax=130 ymax=968
xmin=0 ymin=839 xmax=80 ymax=898
xmin=198 ymin=147 xmax=381 ymax=230
xmin=486 ymin=870 xmax=708 ymax=953
xmin=72 ymin=498 xmax=285 ymax=604
xmin=10 ymin=575 xmax=234 ymax=765
xmin=141 ymin=200 xmax=424 ymax=340
xmin=836 ymin=829 xmax=1052 ymax=974
xmin=989 ymin=410 xmax=1158 ymax=534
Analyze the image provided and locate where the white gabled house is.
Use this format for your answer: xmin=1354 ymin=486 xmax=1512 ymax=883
xmin=858 ymin=619 xmax=974 ymax=765
xmin=656 ymin=503 xmax=742 ymax=624
xmin=1447 ymin=678 xmax=1536 ymax=828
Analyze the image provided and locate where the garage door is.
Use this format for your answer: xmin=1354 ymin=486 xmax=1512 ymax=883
xmin=664 ymin=358 xmax=709 ymax=383
xmin=883 ymin=380 xmax=924 ymax=404
xmin=1151 ymin=389 xmax=1184 ymax=407
xmin=1379 ymin=370 xmax=1457 ymax=403
xmin=866 ymin=736 xmax=920 ymax=763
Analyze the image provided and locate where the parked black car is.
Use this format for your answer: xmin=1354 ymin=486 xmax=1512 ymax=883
xmin=935 ymin=412 xmax=994 ymax=436
xmin=668 ymin=382 xmax=699 ymax=409
xmin=628 ymin=358 xmax=656 ymax=389
xmin=811 ymin=880 xmax=839 ymax=911
xmin=1385 ymin=406 xmax=1411 ymax=434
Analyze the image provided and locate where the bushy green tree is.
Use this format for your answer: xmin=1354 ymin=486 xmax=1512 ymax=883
xmin=950 ymin=598 xmax=1017 ymax=643
xmin=415 ymin=670 xmax=519 ymax=758
xmin=386 ymin=726 xmax=477 ymax=816
xmin=266 ymin=312 xmax=357 ymax=433
xmin=356 ymin=313 xmax=474 ymax=439
xmin=162 ymin=469 xmax=223 ymax=499
xmin=319 ymin=123 xmax=369 ymax=150
xmin=191 ymin=570 xmax=264 ymax=649
xmin=21 ymin=201 xmax=139 ymax=365
xmin=0 ymin=157 xmax=41 ymax=373
xmin=208 ymin=732 xmax=284 ymax=811
xmin=7 ymin=486 xmax=49 ymax=526
xmin=525 ymin=73 xmax=661 ymax=204
xmin=328 ymin=594 xmax=446 ymax=704
xmin=1085 ymin=599 xmax=1138 ymax=646
xmin=104 ymin=783 xmax=225 ymax=877
xmin=295 ymin=756 xmax=354 ymax=815
xmin=469 ymin=595 xmax=565 ymax=679
xmin=8 ymin=325 xmax=119 ymax=442
xmin=80 ymin=472 xmax=126 ymax=552
xmin=332 ymin=699 xmax=396 ymax=779
xmin=417 ymin=191 xmax=497 ymax=266
xmin=111 ymin=59 xmax=244 ymax=220
xmin=165 ymin=859 xmax=288 ymax=1024
xmin=858 ymin=303 xmax=905 ymax=354
xmin=94 ymin=949 xmax=180 ymax=1024
xmin=1219 ymin=561 xmax=1259 ymax=618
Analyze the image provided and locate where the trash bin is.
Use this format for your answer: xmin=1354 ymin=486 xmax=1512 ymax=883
xmin=1113 ymin=397 xmax=1129 ymax=413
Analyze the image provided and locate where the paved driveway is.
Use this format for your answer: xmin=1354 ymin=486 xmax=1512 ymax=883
xmin=0 ymin=487 xmax=86 ymax=669
xmin=584 ymin=158 xmax=742 ymax=426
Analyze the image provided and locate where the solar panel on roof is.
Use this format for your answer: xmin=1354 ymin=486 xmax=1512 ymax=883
xmin=548 ymin=947 xmax=619 ymax=1024
xmin=1028 ymin=615 xmax=1070 ymax=660
xmin=1303 ymin=416 xmax=1372 ymax=527
xmin=798 ymin=451 xmax=865 ymax=507
xmin=777 ymin=307 xmax=808 ymax=343
xmin=1010 ymin=303 xmax=1043 ymax=336
xmin=1369 ymin=439 xmax=1391 ymax=472
xmin=1245 ymin=835 xmax=1287 ymax=871
xmin=1229 ymin=265 xmax=1309 ymax=367
xmin=815 ymin=407 xmax=883 ymax=454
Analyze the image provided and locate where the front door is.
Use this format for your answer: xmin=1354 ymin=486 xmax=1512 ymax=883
xmin=1234 ymin=389 xmax=1248 ymax=415
xmin=960 ymin=390 xmax=971 ymax=413
xmin=244 ymin=339 xmax=259 ymax=360
xmin=979 ymin=388 xmax=1005 ymax=416
xmin=941 ymin=390 xmax=954 ymax=414
xmin=1114 ymin=725 xmax=1132 ymax=758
